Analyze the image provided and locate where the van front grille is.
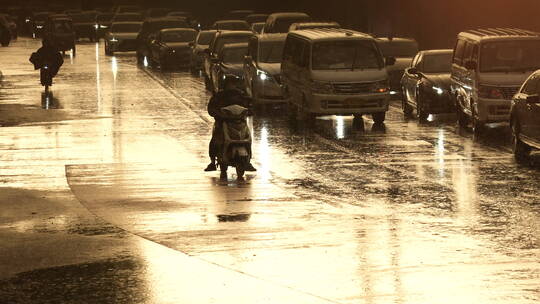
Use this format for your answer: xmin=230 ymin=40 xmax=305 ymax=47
xmin=332 ymin=82 xmax=374 ymax=94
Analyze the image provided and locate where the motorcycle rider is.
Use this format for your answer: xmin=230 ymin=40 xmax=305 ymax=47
xmin=204 ymin=76 xmax=256 ymax=174
xmin=29 ymin=38 xmax=64 ymax=88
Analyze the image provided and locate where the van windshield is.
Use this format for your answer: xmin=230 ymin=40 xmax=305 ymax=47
xmin=259 ymin=41 xmax=285 ymax=63
xmin=312 ymin=40 xmax=382 ymax=70
xmin=480 ymin=40 xmax=540 ymax=73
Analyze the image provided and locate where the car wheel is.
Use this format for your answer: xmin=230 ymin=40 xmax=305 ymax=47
xmin=372 ymin=112 xmax=386 ymax=124
xmin=472 ymin=106 xmax=484 ymax=136
xmin=402 ymin=92 xmax=413 ymax=118
xmin=512 ymin=119 xmax=531 ymax=163
xmin=71 ymin=45 xmax=76 ymax=57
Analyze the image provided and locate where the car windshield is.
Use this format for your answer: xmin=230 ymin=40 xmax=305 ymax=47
xmin=216 ymin=22 xmax=249 ymax=31
xmin=197 ymin=32 xmax=215 ymax=45
xmin=378 ymin=40 xmax=418 ymax=57
xmin=259 ymin=41 xmax=285 ymax=63
xmin=162 ymin=30 xmax=196 ymax=42
xmin=72 ymin=13 xmax=94 ymax=23
xmin=148 ymin=20 xmax=188 ymax=32
xmin=312 ymin=40 xmax=383 ymax=70
xmin=111 ymin=23 xmax=141 ymax=33
xmin=480 ymin=40 xmax=540 ymax=73
xmin=422 ymin=53 xmax=453 ymax=73
xmin=53 ymin=20 xmax=73 ymax=32
xmin=223 ymin=47 xmax=247 ymax=64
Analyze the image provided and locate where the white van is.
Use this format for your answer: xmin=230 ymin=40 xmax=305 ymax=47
xmin=451 ymin=28 xmax=540 ymax=134
xmin=281 ymin=29 xmax=394 ymax=124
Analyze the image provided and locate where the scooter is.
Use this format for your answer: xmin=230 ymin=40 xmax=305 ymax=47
xmin=217 ymin=104 xmax=252 ymax=179
xmin=40 ymin=64 xmax=53 ymax=94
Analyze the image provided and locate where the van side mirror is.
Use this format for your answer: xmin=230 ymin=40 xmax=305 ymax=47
xmin=385 ymin=57 xmax=396 ymax=66
xmin=526 ymin=94 xmax=540 ymax=103
xmin=464 ymin=60 xmax=476 ymax=70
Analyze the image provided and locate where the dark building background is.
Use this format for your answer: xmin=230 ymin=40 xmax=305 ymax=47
xmin=4 ymin=0 xmax=540 ymax=49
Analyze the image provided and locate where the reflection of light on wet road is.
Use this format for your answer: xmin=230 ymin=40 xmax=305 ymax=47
xmin=95 ymin=43 xmax=102 ymax=113
xmin=435 ymin=129 xmax=445 ymax=177
xmin=111 ymin=56 xmax=118 ymax=80
xmin=258 ymin=125 xmax=272 ymax=181
xmin=143 ymin=56 xmax=149 ymax=67
xmin=336 ymin=116 xmax=345 ymax=139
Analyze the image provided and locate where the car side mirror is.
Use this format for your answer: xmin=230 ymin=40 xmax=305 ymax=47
xmin=408 ymin=67 xmax=419 ymax=75
xmin=526 ymin=94 xmax=540 ymax=103
xmin=464 ymin=60 xmax=476 ymax=70
xmin=385 ymin=57 xmax=396 ymax=66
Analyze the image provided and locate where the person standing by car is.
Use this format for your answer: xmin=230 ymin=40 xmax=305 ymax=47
xmin=204 ymin=76 xmax=256 ymax=173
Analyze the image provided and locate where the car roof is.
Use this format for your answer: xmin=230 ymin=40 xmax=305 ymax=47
xmin=256 ymin=33 xmax=287 ymax=42
xmin=459 ymin=28 xmax=540 ymax=41
xmin=222 ymin=42 xmax=248 ymax=49
xmin=376 ymin=37 xmax=417 ymax=43
xmin=160 ymin=27 xmax=196 ymax=33
xmin=419 ymin=49 xmax=453 ymax=56
xmin=290 ymin=28 xmax=373 ymax=41
xmin=111 ymin=21 xmax=142 ymax=26
xmin=268 ymin=12 xmax=310 ymax=18
xmin=215 ymin=20 xmax=248 ymax=24
xmin=294 ymin=22 xmax=339 ymax=27
xmin=199 ymin=29 xmax=218 ymax=34
xmin=216 ymin=30 xmax=253 ymax=37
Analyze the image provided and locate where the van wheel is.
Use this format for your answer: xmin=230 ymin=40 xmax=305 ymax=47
xmin=402 ymin=99 xmax=413 ymax=118
xmin=372 ymin=112 xmax=386 ymax=124
xmin=512 ymin=119 xmax=531 ymax=163
xmin=456 ymin=101 xmax=468 ymax=127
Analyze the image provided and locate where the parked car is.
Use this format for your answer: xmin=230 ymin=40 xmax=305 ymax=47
xmin=95 ymin=12 xmax=113 ymax=39
xmin=376 ymin=37 xmax=419 ymax=97
xmin=136 ymin=17 xmax=190 ymax=64
xmin=190 ymin=30 xmax=217 ymax=71
xmin=111 ymin=13 xmax=143 ymax=23
xmin=211 ymin=20 xmax=250 ymax=31
xmin=251 ymin=22 xmax=264 ymax=34
xmin=32 ymin=11 xmax=50 ymax=37
xmin=245 ymin=14 xmax=268 ymax=25
xmin=263 ymin=12 xmax=311 ymax=34
xmin=0 ymin=15 xmax=11 ymax=46
xmin=63 ymin=9 xmax=81 ymax=16
xmin=149 ymin=28 xmax=197 ymax=70
xmin=203 ymin=30 xmax=253 ymax=90
xmin=72 ymin=11 xmax=97 ymax=41
xmin=401 ymin=49 xmax=454 ymax=121
xmin=288 ymin=22 xmax=340 ymax=31
xmin=211 ymin=43 xmax=249 ymax=93
xmin=281 ymin=29 xmax=394 ymax=124
xmin=43 ymin=16 xmax=76 ymax=55
xmin=104 ymin=22 xmax=142 ymax=55
xmin=510 ymin=70 xmax=540 ymax=162
xmin=2 ymin=14 xmax=17 ymax=39
xmin=244 ymin=34 xmax=288 ymax=106
xmin=451 ymin=28 xmax=540 ymax=135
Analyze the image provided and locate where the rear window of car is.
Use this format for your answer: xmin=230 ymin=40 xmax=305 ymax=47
xmin=197 ymin=32 xmax=216 ymax=45
xmin=162 ymin=30 xmax=196 ymax=42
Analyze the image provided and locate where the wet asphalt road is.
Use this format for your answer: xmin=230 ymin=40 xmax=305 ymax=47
xmin=0 ymin=38 xmax=539 ymax=303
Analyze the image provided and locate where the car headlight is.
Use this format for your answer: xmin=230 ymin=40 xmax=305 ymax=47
xmin=478 ymin=85 xmax=504 ymax=99
xmin=432 ymin=86 xmax=444 ymax=95
xmin=109 ymin=37 xmax=118 ymax=42
xmin=257 ymin=70 xmax=272 ymax=81
xmin=94 ymin=24 xmax=99 ymax=29
xmin=36 ymin=25 xmax=43 ymax=29
xmin=100 ymin=25 xmax=108 ymax=29
xmin=311 ymin=80 xmax=333 ymax=94
xmin=371 ymin=80 xmax=390 ymax=93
